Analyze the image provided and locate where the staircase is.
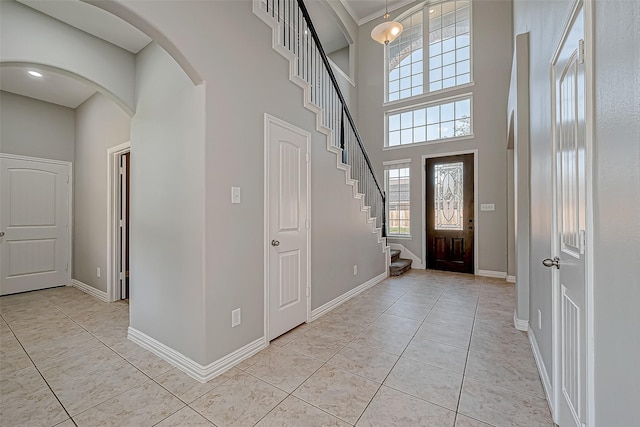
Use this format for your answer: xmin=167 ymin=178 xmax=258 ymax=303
xmin=252 ymin=0 xmax=389 ymax=260
xmin=390 ymin=249 xmax=412 ymax=276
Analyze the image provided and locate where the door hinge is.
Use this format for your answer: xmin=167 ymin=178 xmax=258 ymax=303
xmin=579 ymin=229 xmax=586 ymax=254
xmin=66 ymin=175 xmax=69 ymax=183
xmin=305 ymin=219 xmax=310 ymax=229
xmin=119 ymin=272 xmax=124 ymax=280
xmin=66 ymin=262 xmax=69 ymax=272
xmin=119 ymin=166 xmax=124 ymax=175
xmin=578 ymin=39 xmax=585 ymax=64
xmin=306 ymin=152 xmax=310 ymax=162
xmin=119 ymin=219 xmax=124 ymax=227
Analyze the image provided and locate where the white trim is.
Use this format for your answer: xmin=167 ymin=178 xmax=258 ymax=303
xmin=264 ymin=114 xmax=312 ymax=342
xmin=383 ymin=158 xmax=412 ymax=166
xmin=477 ymin=270 xmax=507 ymax=279
xmin=0 ymin=153 xmax=73 ymax=293
xmin=107 ymin=142 xmax=131 ymax=302
xmin=421 ymin=150 xmax=479 ymax=274
xmin=388 ymin=243 xmax=424 ymax=269
xmin=328 ymin=57 xmax=355 ymax=87
xmin=529 ymin=328 xmax=555 ymax=418
xmin=383 ymin=83 xmax=476 ymax=110
xmin=310 ymin=271 xmax=387 ymax=322
xmin=383 ymin=135 xmax=475 ymax=151
xmin=385 ymin=90 xmax=474 ymax=112
xmin=128 ymin=327 xmax=266 ymax=383
xmin=506 ymin=275 xmax=516 ymax=283
xmin=514 ymin=309 xmax=529 ymax=331
xmin=71 ymin=279 xmax=108 ymax=302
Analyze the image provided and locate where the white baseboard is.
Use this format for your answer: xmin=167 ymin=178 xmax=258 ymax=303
xmin=513 ymin=310 xmax=529 ymax=331
xmin=128 ymin=327 xmax=266 ymax=383
xmin=71 ymin=279 xmax=108 ymax=302
xmin=506 ymin=275 xmax=516 ymax=283
xmin=310 ymin=271 xmax=386 ymax=322
xmin=388 ymin=243 xmax=424 ymax=269
xmin=477 ymin=270 xmax=507 ymax=279
xmin=528 ymin=329 xmax=554 ymax=418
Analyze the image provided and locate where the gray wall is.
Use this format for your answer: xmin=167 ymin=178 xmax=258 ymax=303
xmin=512 ymin=0 xmax=574 ymax=385
xmin=357 ymin=1 xmax=513 ymax=273
xmin=113 ymin=0 xmax=386 ymax=364
xmin=130 ymin=42 xmax=207 ymax=364
xmin=0 ymin=1 xmax=136 ymax=114
xmin=591 ymin=1 xmax=640 ymax=423
xmin=514 ymin=0 xmax=640 ymax=423
xmin=74 ymin=92 xmax=131 ymax=292
xmin=0 ymin=91 xmax=75 ymax=161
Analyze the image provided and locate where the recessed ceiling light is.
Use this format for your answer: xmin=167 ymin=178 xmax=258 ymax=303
xmin=28 ymin=70 xmax=43 ymax=78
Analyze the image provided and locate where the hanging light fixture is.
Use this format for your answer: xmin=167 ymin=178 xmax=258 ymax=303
xmin=371 ymin=0 xmax=403 ymax=45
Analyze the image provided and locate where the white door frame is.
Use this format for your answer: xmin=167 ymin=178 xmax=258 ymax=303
xmin=0 ymin=153 xmax=72 ymax=290
xmin=549 ymin=0 xmax=594 ymax=424
xmin=263 ymin=114 xmax=311 ymax=343
xmin=421 ymin=149 xmax=479 ymax=274
xmin=107 ymin=142 xmax=130 ymax=302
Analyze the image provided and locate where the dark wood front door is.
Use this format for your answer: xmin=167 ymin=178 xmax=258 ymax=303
xmin=426 ymin=154 xmax=474 ymax=273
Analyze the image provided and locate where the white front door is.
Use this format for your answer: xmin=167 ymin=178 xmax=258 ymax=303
xmin=266 ymin=115 xmax=310 ymax=341
xmin=0 ymin=156 xmax=71 ymax=295
xmin=551 ymin=4 xmax=587 ymax=426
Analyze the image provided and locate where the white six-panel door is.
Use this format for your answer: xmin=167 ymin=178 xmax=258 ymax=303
xmin=0 ymin=155 xmax=71 ymax=295
xmin=552 ymin=3 xmax=587 ymax=425
xmin=266 ymin=115 xmax=310 ymax=341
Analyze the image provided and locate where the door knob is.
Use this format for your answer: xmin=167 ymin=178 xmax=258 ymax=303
xmin=0 ymin=231 xmax=4 ymax=237
xmin=542 ymin=257 xmax=560 ymax=269
xmin=271 ymin=240 xmax=280 ymax=247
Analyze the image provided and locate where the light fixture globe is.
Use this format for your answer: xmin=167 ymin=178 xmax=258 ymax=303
xmin=371 ymin=16 xmax=404 ymax=45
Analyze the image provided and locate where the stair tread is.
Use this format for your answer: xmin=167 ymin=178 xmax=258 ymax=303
xmin=390 ymin=258 xmax=412 ymax=268
xmin=390 ymin=249 xmax=401 ymax=257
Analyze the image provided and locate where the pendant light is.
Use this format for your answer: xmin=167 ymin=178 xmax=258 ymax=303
xmin=371 ymin=0 xmax=403 ymax=45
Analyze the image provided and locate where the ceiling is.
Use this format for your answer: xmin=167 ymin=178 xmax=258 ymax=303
xmin=0 ymin=0 xmax=409 ymax=109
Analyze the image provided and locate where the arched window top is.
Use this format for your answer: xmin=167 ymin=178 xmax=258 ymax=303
xmin=387 ymin=0 xmax=472 ymax=103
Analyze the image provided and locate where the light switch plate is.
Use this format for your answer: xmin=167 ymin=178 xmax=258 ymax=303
xmin=480 ymin=203 xmax=495 ymax=211
xmin=231 ymin=187 xmax=241 ymax=204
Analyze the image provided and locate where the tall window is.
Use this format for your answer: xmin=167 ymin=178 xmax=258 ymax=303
xmin=387 ymin=96 xmax=472 ymax=147
xmin=385 ymin=163 xmax=411 ymax=236
xmin=386 ymin=0 xmax=472 ymax=102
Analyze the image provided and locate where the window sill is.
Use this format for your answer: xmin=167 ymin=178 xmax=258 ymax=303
xmin=387 ymin=235 xmax=412 ymax=240
xmin=384 ymin=83 xmax=475 ymax=109
xmin=383 ymin=134 xmax=475 ymax=151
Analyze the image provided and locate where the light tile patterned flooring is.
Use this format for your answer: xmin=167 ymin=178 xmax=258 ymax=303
xmin=0 ymin=270 xmax=553 ymax=426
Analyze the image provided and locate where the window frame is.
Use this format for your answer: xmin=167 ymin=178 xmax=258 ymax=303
xmin=384 ymin=0 xmax=474 ymax=105
xmin=384 ymin=160 xmax=412 ymax=238
xmin=384 ymin=94 xmax=474 ymax=149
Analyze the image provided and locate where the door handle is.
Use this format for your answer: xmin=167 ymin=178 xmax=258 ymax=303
xmin=0 ymin=231 xmax=4 ymax=237
xmin=542 ymin=257 xmax=560 ymax=269
xmin=271 ymin=240 xmax=280 ymax=247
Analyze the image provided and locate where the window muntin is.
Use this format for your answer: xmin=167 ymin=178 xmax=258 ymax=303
xmin=387 ymin=97 xmax=471 ymax=147
xmin=386 ymin=0 xmax=472 ymax=102
xmin=428 ymin=1 xmax=471 ymax=92
xmin=385 ymin=164 xmax=411 ymax=236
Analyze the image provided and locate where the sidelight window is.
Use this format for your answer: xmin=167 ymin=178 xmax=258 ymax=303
xmin=384 ymin=162 xmax=411 ymax=236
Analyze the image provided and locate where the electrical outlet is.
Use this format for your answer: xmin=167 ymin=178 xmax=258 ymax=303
xmin=232 ymin=308 xmax=241 ymax=327
xmin=538 ymin=309 xmax=542 ymax=329
xmin=97 ymin=267 xmax=101 ymax=278
xmin=353 ymin=265 xmax=358 ymax=275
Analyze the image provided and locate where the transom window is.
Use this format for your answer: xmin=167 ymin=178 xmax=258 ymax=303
xmin=386 ymin=96 xmax=472 ymax=147
xmin=387 ymin=0 xmax=472 ymax=102
xmin=384 ymin=163 xmax=411 ymax=236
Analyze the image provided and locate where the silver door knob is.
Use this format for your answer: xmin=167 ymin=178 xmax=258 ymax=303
xmin=0 ymin=231 xmax=4 ymax=237
xmin=542 ymin=257 xmax=560 ymax=269
xmin=271 ymin=240 xmax=280 ymax=247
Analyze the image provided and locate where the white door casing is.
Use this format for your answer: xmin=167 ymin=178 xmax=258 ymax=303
xmin=551 ymin=2 xmax=589 ymax=425
xmin=0 ymin=155 xmax=71 ymax=295
xmin=265 ymin=114 xmax=310 ymax=341
xmin=107 ymin=142 xmax=130 ymax=302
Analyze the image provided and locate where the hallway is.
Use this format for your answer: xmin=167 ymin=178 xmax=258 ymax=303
xmin=0 ymin=270 xmax=552 ymax=426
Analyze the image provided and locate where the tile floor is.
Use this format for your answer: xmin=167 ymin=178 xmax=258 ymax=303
xmin=0 ymin=270 xmax=553 ymax=426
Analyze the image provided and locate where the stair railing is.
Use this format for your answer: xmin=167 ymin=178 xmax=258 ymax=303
xmin=259 ymin=0 xmax=386 ymax=237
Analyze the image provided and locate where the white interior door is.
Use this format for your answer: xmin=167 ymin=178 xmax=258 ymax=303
xmin=0 ymin=156 xmax=71 ymax=295
xmin=267 ymin=116 xmax=309 ymax=341
xmin=551 ymin=4 xmax=587 ymax=426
